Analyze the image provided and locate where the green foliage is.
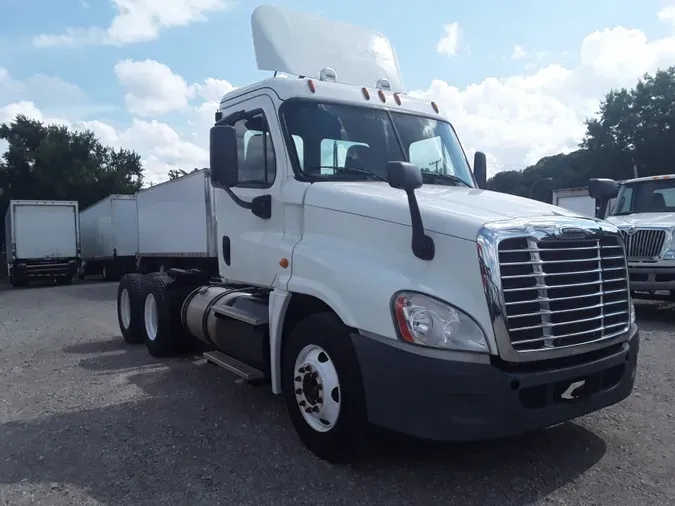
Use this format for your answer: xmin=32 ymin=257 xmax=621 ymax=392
xmin=488 ymin=66 xmax=675 ymax=201
xmin=0 ymin=114 xmax=145 ymax=242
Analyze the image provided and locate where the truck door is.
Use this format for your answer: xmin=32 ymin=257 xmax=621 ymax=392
xmin=215 ymin=95 xmax=288 ymax=288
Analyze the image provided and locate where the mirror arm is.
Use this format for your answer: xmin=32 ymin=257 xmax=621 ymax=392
xmin=223 ymin=187 xmax=271 ymax=220
xmin=405 ymin=189 xmax=435 ymax=260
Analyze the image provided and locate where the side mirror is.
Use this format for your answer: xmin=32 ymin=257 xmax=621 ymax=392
xmin=589 ymin=178 xmax=619 ymax=219
xmin=588 ymin=178 xmax=618 ymax=201
xmin=210 ymin=125 xmax=239 ymax=187
xmin=473 ymin=151 xmax=487 ymax=189
xmin=386 ymin=161 xmax=434 ymax=261
xmin=387 ymin=161 xmax=423 ymax=191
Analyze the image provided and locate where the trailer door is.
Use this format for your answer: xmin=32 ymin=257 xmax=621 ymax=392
xmin=14 ymin=204 xmax=78 ymax=259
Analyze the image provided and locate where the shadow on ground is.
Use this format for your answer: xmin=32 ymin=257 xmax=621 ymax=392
xmin=0 ymin=337 xmax=609 ymax=505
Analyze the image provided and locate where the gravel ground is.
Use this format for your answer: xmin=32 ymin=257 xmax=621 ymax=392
xmin=0 ymin=281 xmax=673 ymax=506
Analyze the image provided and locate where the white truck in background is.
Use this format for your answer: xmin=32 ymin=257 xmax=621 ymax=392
xmin=552 ymin=187 xmax=596 ymax=218
xmin=115 ymin=5 xmax=639 ymax=462
xmin=4 ymin=200 xmax=80 ymax=287
xmin=135 ymin=169 xmax=219 ymax=278
xmin=552 ymin=186 xmax=617 ymax=219
xmin=79 ymin=194 xmax=139 ymax=281
xmin=599 ymin=174 xmax=675 ymax=297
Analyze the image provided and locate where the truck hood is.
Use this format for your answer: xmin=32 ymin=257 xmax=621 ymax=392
xmin=304 ymin=182 xmax=588 ymax=241
xmin=606 ymin=212 xmax=675 ymax=229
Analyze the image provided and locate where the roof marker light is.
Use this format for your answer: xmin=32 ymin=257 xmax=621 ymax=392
xmin=362 ymin=87 xmax=371 ymax=100
xmin=307 ymin=79 xmax=316 ymax=93
xmin=394 ymin=92 xmax=402 ymax=105
xmin=431 ymin=101 xmax=439 ymax=113
xmin=378 ymin=89 xmax=386 ymax=103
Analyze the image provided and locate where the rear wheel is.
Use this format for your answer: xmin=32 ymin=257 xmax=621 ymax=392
xmin=282 ymin=312 xmax=368 ymax=463
xmin=140 ymin=274 xmax=186 ymax=357
xmin=10 ymin=269 xmax=26 ymax=288
xmin=117 ymin=273 xmax=145 ymax=344
xmin=55 ymin=275 xmax=72 ymax=286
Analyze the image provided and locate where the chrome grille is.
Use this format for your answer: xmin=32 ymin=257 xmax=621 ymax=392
xmin=620 ymin=228 xmax=666 ymax=259
xmin=498 ymin=235 xmax=630 ymax=352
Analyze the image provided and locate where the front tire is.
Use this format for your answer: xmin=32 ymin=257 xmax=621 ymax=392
xmin=282 ymin=312 xmax=368 ymax=463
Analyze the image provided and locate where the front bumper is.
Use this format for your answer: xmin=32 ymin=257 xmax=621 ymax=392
xmin=14 ymin=259 xmax=80 ymax=278
xmin=628 ymin=263 xmax=675 ymax=291
xmin=351 ymin=325 xmax=639 ymax=442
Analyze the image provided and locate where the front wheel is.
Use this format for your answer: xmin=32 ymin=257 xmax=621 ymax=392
xmin=282 ymin=312 xmax=368 ymax=463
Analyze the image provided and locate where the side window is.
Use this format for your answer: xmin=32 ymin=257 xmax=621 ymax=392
xmin=319 ymin=139 xmax=369 ymax=175
xmin=615 ymin=187 xmax=633 ymax=214
xmin=409 ymin=136 xmax=453 ymax=174
xmin=231 ymin=111 xmax=276 ymax=187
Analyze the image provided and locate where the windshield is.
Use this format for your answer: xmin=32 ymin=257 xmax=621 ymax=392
xmin=280 ymin=100 xmax=475 ymax=187
xmin=610 ymin=179 xmax=675 ymax=215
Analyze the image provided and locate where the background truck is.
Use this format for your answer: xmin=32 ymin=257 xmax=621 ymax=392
xmin=115 ymin=4 xmax=639 ymax=463
xmin=4 ymin=199 xmax=80 ymax=287
xmin=600 ymin=174 xmax=675 ymax=296
xmin=551 ymin=187 xmax=597 ymax=217
xmin=79 ymin=194 xmax=138 ymax=281
xmin=135 ymin=169 xmax=219 ymax=277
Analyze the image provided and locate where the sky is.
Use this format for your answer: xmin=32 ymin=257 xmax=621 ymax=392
xmin=2 ymin=0 xmax=675 ymax=183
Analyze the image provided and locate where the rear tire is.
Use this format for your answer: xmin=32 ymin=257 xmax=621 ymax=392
xmin=282 ymin=312 xmax=369 ymax=463
xmin=55 ymin=275 xmax=72 ymax=286
xmin=10 ymin=270 xmax=26 ymax=288
xmin=140 ymin=274 xmax=186 ymax=357
xmin=117 ymin=273 xmax=145 ymax=344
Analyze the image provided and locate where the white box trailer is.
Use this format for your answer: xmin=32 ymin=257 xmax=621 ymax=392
xmin=135 ymin=169 xmax=218 ymax=277
xmin=79 ymin=194 xmax=138 ymax=281
xmin=551 ymin=187 xmax=597 ymax=218
xmin=4 ymin=200 xmax=80 ymax=287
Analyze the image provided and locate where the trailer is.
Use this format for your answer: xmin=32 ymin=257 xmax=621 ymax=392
xmin=4 ymin=200 xmax=80 ymax=287
xmin=551 ymin=187 xmax=597 ymax=217
xmin=79 ymin=194 xmax=138 ymax=281
xmin=115 ymin=4 xmax=639 ymax=463
xmin=135 ymin=169 xmax=218 ymax=277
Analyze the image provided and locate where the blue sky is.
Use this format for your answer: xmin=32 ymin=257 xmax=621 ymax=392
xmin=2 ymin=0 xmax=675 ymax=181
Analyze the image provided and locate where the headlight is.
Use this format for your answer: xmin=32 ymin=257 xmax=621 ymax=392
xmin=391 ymin=291 xmax=489 ymax=352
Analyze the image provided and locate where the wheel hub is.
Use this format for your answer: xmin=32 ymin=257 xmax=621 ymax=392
xmin=293 ymin=344 xmax=341 ymax=432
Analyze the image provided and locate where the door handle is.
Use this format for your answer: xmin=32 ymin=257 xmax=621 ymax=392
xmin=222 ymin=236 xmax=231 ymax=266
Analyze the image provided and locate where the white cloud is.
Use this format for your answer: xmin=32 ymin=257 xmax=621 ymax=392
xmin=33 ymin=0 xmax=233 ymax=48
xmin=415 ymin=8 xmax=675 ymax=177
xmin=436 ymin=23 xmax=461 ymax=56
xmin=511 ymin=45 xmax=527 ymax=60
xmin=115 ymin=59 xmax=196 ymax=116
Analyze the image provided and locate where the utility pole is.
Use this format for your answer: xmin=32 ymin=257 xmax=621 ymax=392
xmin=429 ymin=159 xmax=441 ymax=172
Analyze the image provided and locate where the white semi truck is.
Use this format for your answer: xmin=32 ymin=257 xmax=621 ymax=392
xmin=135 ymin=169 xmax=219 ymax=278
xmin=4 ymin=200 xmax=80 ymax=287
xmin=115 ymin=5 xmax=639 ymax=462
xmin=79 ymin=194 xmax=138 ymax=281
xmin=599 ymin=174 xmax=675 ymax=296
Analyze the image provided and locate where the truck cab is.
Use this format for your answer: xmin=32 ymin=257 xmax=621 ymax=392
xmin=602 ymin=174 xmax=675 ymax=296
xmin=116 ymin=4 xmax=639 ymax=462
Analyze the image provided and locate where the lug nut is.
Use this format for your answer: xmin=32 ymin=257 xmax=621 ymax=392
xmin=298 ymin=367 xmax=305 ymax=373
xmin=295 ymin=388 xmax=302 ymax=395
xmin=312 ymin=406 xmax=320 ymax=412
xmin=305 ymin=407 xmax=312 ymax=413
xmin=295 ymin=376 xmax=301 ymax=382
xmin=299 ymin=401 xmax=306 ymax=407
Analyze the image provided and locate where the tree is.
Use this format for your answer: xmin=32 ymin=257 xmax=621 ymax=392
xmin=0 ymin=114 xmax=145 ymax=243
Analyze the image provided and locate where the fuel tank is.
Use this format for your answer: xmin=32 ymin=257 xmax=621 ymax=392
xmin=181 ymin=285 xmax=270 ymax=372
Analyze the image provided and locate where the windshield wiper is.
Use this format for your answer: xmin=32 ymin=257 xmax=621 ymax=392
xmin=308 ymin=166 xmax=387 ymax=182
xmin=421 ymin=172 xmax=471 ymax=187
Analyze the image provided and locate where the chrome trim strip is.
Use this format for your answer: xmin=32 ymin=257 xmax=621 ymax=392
xmin=476 ymin=216 xmax=633 ymax=363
